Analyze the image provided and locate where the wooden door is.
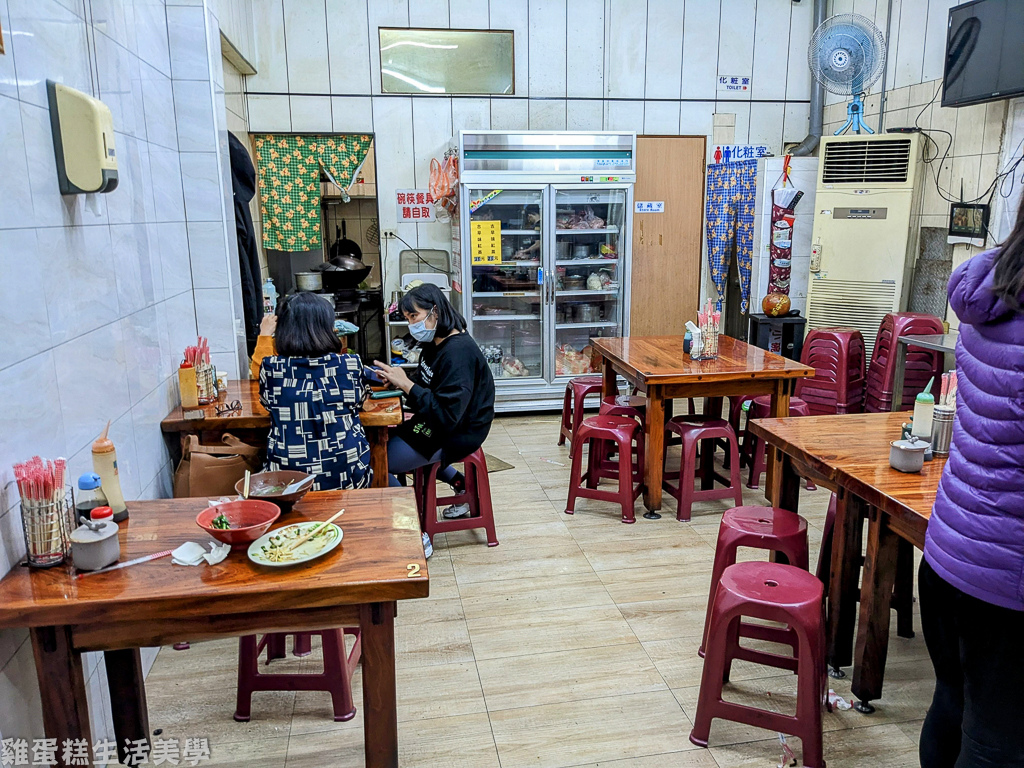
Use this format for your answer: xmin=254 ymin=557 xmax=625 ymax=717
xmin=630 ymin=136 xmax=705 ymax=335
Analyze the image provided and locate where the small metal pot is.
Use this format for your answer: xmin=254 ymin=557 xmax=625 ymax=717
xmin=294 ymin=271 xmax=323 ymax=291
xmin=70 ymin=518 xmax=121 ymax=571
xmin=556 ymin=241 xmax=571 ymax=259
xmin=889 ymin=437 xmax=927 ymax=473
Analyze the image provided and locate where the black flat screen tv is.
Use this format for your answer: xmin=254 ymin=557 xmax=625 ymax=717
xmin=942 ymin=0 xmax=1024 ymax=108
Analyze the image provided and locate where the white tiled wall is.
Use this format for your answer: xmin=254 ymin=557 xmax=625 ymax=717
xmin=245 ymin=0 xmax=819 ymax=295
xmin=0 ymin=0 xmax=249 ymax=747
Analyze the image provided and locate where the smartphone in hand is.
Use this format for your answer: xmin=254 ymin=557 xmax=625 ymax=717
xmin=363 ymin=366 xmax=384 ymax=385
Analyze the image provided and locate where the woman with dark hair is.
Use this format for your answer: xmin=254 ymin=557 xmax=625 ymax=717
xmin=918 ymin=195 xmax=1024 ymax=768
xmin=257 ymin=292 xmax=372 ymax=491
xmin=374 ymin=284 xmax=495 ymax=553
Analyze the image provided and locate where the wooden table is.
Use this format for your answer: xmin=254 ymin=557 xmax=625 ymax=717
xmin=161 ymin=380 xmax=403 ymax=487
xmin=591 ymin=336 xmax=813 ymax=513
xmin=749 ymin=412 xmax=942 ymax=711
xmin=0 ymin=489 xmax=428 ymax=768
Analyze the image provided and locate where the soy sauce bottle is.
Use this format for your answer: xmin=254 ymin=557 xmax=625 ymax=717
xmin=76 ymin=472 xmax=107 ymax=521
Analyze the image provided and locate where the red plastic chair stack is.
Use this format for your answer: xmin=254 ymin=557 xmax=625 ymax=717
xmin=558 ymin=375 xmax=606 ymax=457
xmin=415 ymin=448 xmax=499 ymax=547
xmin=794 ymin=328 xmax=867 ymax=415
xmin=689 ymin=562 xmax=827 ymax=768
xmin=235 ymin=628 xmax=361 ymax=722
xmin=662 ymin=416 xmax=743 ymax=522
xmin=566 ymin=415 xmax=645 ymax=523
xmin=698 ymin=506 xmax=810 ymax=658
xmin=864 ymin=313 xmax=944 ymax=412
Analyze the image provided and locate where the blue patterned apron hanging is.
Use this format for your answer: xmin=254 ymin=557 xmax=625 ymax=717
xmin=705 ymin=159 xmax=757 ymax=313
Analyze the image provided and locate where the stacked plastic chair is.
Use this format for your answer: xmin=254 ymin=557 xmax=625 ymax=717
xmin=864 ymin=313 xmax=944 ymax=413
xmin=794 ymin=328 xmax=867 ymax=415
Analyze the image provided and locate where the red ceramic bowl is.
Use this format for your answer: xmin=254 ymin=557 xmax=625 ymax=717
xmin=196 ymin=499 xmax=281 ymax=549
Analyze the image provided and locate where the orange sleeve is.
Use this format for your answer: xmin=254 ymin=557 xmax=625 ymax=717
xmin=249 ymin=335 xmax=277 ymax=379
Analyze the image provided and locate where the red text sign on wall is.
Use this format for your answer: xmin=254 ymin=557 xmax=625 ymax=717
xmin=396 ymin=190 xmax=436 ymax=222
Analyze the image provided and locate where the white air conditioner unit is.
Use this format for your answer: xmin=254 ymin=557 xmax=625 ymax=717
xmin=806 ymin=133 xmax=925 ymax=359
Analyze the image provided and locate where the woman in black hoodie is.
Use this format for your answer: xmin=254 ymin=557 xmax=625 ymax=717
xmin=374 ymin=285 xmax=495 ymax=549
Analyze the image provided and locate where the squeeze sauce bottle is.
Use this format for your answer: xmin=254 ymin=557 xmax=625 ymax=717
xmin=912 ymin=377 xmax=935 ymax=441
xmin=92 ymin=421 xmax=128 ymax=522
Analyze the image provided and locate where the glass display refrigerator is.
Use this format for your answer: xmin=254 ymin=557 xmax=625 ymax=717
xmin=457 ymin=131 xmax=636 ymax=410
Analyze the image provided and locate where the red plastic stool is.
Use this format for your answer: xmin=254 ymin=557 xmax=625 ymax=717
xmin=689 ymin=562 xmax=827 ymax=768
xmin=415 ymin=448 xmax=498 ymax=547
xmin=235 ymin=628 xmax=361 ymax=722
xmin=599 ymin=394 xmax=646 ymax=425
xmin=558 ymin=375 xmax=606 ymax=457
xmin=662 ymin=417 xmax=743 ymax=522
xmin=699 ymin=506 xmax=809 ymax=657
xmin=566 ymin=415 xmax=645 ymax=524
xmin=744 ymin=396 xmax=816 ymax=491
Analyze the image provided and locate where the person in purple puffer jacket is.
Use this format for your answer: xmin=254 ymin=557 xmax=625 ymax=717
xmin=919 ymin=195 xmax=1024 ymax=768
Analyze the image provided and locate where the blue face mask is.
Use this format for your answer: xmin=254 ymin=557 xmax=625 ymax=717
xmin=408 ymin=308 xmax=436 ymax=342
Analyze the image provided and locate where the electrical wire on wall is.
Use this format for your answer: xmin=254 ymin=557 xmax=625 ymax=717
xmin=912 ymin=81 xmax=1024 ymax=245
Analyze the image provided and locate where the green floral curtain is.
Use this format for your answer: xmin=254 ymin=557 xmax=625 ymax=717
xmin=253 ymin=134 xmax=373 ymax=251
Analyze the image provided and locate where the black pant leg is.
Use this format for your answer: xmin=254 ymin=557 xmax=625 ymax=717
xmin=956 ymin=580 xmax=1024 ymax=768
xmin=919 ymin=559 xmax=965 ymax=768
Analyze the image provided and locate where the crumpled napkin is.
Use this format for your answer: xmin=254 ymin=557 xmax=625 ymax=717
xmin=172 ymin=541 xmax=231 ymax=566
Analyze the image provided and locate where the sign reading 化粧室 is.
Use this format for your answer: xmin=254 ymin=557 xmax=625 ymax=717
xmin=711 ymin=145 xmax=770 ymax=164
xmin=396 ymin=190 xmax=435 ymax=222
xmin=717 ymin=75 xmax=751 ymax=93
xmin=470 ymin=221 xmax=502 ymax=265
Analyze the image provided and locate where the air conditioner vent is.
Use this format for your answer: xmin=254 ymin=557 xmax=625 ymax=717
xmin=822 ymin=139 xmax=912 ymax=184
xmin=807 ymin=279 xmax=898 ymax=360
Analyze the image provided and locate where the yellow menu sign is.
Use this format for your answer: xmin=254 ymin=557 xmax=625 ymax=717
xmin=471 ymin=220 xmax=502 ymax=265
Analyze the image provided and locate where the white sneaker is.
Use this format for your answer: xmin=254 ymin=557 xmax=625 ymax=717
xmin=442 ymin=503 xmax=471 ymax=519
xmin=421 ymin=532 xmax=433 ymax=559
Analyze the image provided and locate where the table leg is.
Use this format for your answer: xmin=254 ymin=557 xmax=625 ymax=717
xmin=104 ymin=648 xmax=150 ymax=764
xmin=851 ymin=506 xmax=900 ymax=712
xmin=642 ymin=386 xmax=665 ymax=515
xmin=601 ymin=356 xmax=617 ymax=399
xmin=827 ymin=491 xmax=866 ymax=676
xmin=891 ymin=343 xmax=908 ymax=412
xmin=30 ymin=627 xmax=92 ymax=767
xmin=700 ymin=397 xmax=723 ymax=490
xmin=361 ymin=601 xmax=398 ymax=768
xmin=368 ymin=426 xmax=390 ymax=488
xmin=765 ymin=380 xmax=791 ymax=506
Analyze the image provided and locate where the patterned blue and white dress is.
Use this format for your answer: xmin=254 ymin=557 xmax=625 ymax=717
xmin=259 ymin=354 xmax=372 ymax=490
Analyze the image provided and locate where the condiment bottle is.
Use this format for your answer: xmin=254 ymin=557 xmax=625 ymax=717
xmin=912 ymin=377 xmax=935 ymax=441
xmin=92 ymin=422 xmax=128 ymax=522
xmin=75 ymin=472 xmax=107 ymax=520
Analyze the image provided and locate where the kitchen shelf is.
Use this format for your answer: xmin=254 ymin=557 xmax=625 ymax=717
xmin=556 ymin=322 xmax=619 ymax=330
xmin=472 ymin=291 xmax=540 ymax=297
xmin=555 ymin=259 xmax=619 ymax=266
xmin=477 ymin=260 xmax=540 ymax=268
xmin=555 ymin=227 xmax=619 ymax=235
xmin=472 ymin=314 xmax=541 ymax=322
xmin=556 ymin=289 xmax=620 ymax=297
xmin=500 ymin=229 xmax=542 ymax=236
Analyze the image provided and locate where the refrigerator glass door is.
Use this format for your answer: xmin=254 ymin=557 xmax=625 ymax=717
xmin=467 ymin=187 xmax=546 ymax=381
xmin=552 ymin=187 xmax=627 ymax=377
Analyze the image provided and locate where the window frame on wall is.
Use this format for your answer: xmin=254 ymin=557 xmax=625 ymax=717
xmin=377 ymin=27 xmax=515 ymax=96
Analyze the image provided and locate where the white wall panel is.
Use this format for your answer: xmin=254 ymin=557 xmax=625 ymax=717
xmin=409 ymin=0 xmax=449 ymax=27
xmin=644 ymin=0 xmax=684 ymax=100
xmin=922 ymin=0 xmax=955 ymax=83
xmin=786 ymin=0 xmax=813 ymax=101
xmin=605 ymin=100 xmax=644 ymax=133
xmin=528 ymin=0 xmax=567 ymax=97
xmin=327 ymin=0 xmax=373 ymax=94
xmin=452 ymin=98 xmax=492 ymax=131
xmin=368 ymin=0 xmax=410 ymax=96
xmin=449 ymin=0 xmax=489 ymax=28
xmin=411 ymin=98 xmax=454 ymax=251
xmin=566 ymin=0 xmax=604 ymax=99
xmin=750 ymin=0 xmax=791 ymax=101
xmin=529 ymin=99 xmax=567 ymax=130
xmin=490 ymin=97 xmax=529 ymax=129
xmin=679 ymin=101 xmax=714 ymax=136
xmin=282 ymin=0 xmax=330 ymax=94
xmin=567 ymin=99 xmax=605 ymax=131
xmin=747 ymin=101 xmax=785 ymax=154
xmin=606 ymin=0 xmax=647 ymax=98
xmin=489 ymin=0 xmax=529 ymax=97
xmin=893 ymin=0 xmax=927 ymax=88
xmin=332 ymin=96 xmax=375 ymax=133
xmin=680 ymin=0 xmax=721 ymax=100
xmin=716 ymin=0 xmax=756 ymax=102
xmin=643 ymin=101 xmax=680 ymax=135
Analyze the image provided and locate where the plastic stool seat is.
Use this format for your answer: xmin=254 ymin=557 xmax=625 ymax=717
xmin=235 ymin=628 xmax=360 ymax=723
xmin=415 ymin=448 xmax=498 ymax=547
xmin=566 ymin=415 xmax=645 ymax=523
xmin=689 ymin=562 xmax=827 ymax=768
xmin=662 ymin=417 xmax=743 ymax=522
xmin=558 ymin=376 xmax=605 ymax=457
xmin=699 ymin=506 xmax=810 ymax=657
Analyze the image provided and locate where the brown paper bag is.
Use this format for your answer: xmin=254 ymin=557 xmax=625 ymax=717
xmin=172 ymin=434 xmax=263 ymax=498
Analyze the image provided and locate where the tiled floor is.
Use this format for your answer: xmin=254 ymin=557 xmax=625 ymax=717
xmin=145 ymin=414 xmax=933 ymax=767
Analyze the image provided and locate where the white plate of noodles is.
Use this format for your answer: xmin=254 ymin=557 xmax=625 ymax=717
xmin=247 ymin=521 xmax=343 ymax=566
